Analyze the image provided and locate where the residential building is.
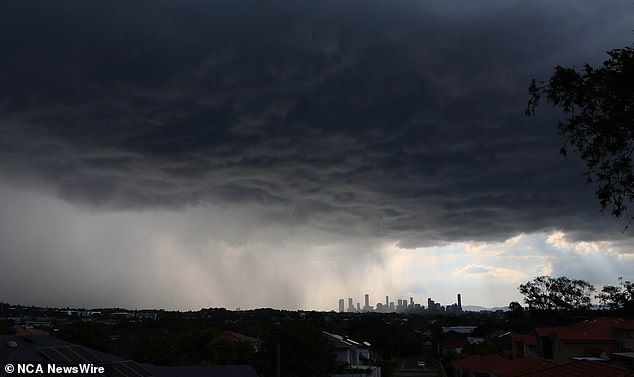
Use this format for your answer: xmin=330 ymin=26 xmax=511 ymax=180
xmin=453 ymin=354 xmax=634 ymax=377
xmin=490 ymin=357 xmax=554 ymax=377
xmin=511 ymin=333 xmax=538 ymax=359
xmin=514 ymin=360 xmax=634 ymax=377
xmin=536 ymin=317 xmax=634 ymax=363
xmin=615 ymin=320 xmax=634 ymax=350
xmin=323 ymin=331 xmax=380 ymax=377
xmin=218 ymin=330 xmax=262 ymax=352
xmin=443 ymin=326 xmax=477 ymax=334
xmin=323 ymin=331 xmax=365 ymax=366
xmin=451 ymin=354 xmax=508 ymax=377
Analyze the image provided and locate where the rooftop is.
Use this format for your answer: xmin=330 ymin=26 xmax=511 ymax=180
xmin=536 ymin=317 xmax=634 ymax=342
xmin=453 ymin=354 xmax=508 ymax=374
xmin=512 ymin=333 xmax=538 ymax=346
xmin=0 ymin=333 xmax=259 ymax=377
xmin=518 ymin=360 xmax=634 ymax=377
xmin=491 ymin=357 xmax=554 ymax=377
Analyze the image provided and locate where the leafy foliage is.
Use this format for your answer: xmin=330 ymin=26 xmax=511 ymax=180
xmin=260 ymin=319 xmax=337 ymax=377
xmin=507 ymin=301 xmax=526 ymax=327
xmin=596 ymin=276 xmax=634 ymax=312
xmin=508 ymin=301 xmax=523 ymax=312
xmin=518 ymin=276 xmax=595 ymax=311
xmin=0 ymin=319 xmax=15 ymax=335
xmin=129 ymin=328 xmax=176 ymax=365
xmin=56 ymin=321 xmax=113 ymax=353
xmin=527 ymin=47 xmax=634 ymax=220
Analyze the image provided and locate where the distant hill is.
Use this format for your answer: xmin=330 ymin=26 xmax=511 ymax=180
xmin=462 ymin=305 xmax=509 ymax=312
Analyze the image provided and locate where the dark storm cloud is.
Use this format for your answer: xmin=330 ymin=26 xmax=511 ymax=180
xmin=1 ymin=0 xmax=633 ymax=245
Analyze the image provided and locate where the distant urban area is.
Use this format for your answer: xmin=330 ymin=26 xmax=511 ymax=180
xmin=337 ymin=294 xmax=464 ymax=314
xmin=2 ymin=275 xmax=634 ymax=377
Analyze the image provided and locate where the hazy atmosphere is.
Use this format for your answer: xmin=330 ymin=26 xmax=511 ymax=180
xmin=1 ymin=0 xmax=633 ymax=311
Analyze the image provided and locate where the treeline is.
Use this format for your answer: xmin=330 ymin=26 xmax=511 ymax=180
xmin=56 ymin=321 xmax=257 ymax=366
xmin=52 ymin=311 xmax=434 ymax=377
xmin=516 ymin=276 xmax=633 ymax=315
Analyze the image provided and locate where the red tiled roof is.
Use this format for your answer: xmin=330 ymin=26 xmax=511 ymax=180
xmin=460 ymin=354 xmax=509 ymax=373
xmin=14 ymin=326 xmax=50 ymax=336
xmin=534 ymin=317 xmax=632 ymax=342
xmin=218 ymin=330 xmax=238 ymax=342
xmin=491 ymin=357 xmax=554 ymax=377
xmin=518 ymin=360 xmax=634 ymax=377
xmin=613 ymin=320 xmax=634 ymax=330
xmin=554 ymin=317 xmax=627 ymax=341
xmin=444 ymin=342 xmax=466 ymax=349
xmin=535 ymin=327 xmax=554 ymax=338
xmin=512 ymin=333 xmax=537 ymax=346
xmin=452 ymin=355 xmax=481 ymax=370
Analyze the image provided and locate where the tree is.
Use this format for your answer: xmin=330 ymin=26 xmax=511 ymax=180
xmin=508 ymin=301 xmax=523 ymax=312
xmin=56 ymin=321 xmax=113 ymax=353
xmin=260 ymin=320 xmax=336 ymax=377
xmin=596 ymin=277 xmax=634 ymax=312
xmin=527 ymin=46 xmax=634 ymax=221
xmin=518 ymin=276 xmax=595 ymax=311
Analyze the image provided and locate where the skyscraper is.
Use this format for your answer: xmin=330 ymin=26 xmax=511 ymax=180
xmin=348 ymin=297 xmax=354 ymax=312
xmin=457 ymin=294 xmax=462 ymax=310
xmin=339 ymin=299 xmax=345 ymax=313
xmin=364 ymin=294 xmax=370 ymax=310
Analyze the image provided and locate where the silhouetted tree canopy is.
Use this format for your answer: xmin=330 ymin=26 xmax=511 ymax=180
xmin=527 ymin=46 xmax=634 ymax=221
xmin=508 ymin=301 xmax=523 ymax=312
xmin=260 ymin=320 xmax=336 ymax=377
xmin=56 ymin=321 xmax=113 ymax=353
xmin=518 ymin=276 xmax=595 ymax=311
xmin=596 ymin=276 xmax=634 ymax=313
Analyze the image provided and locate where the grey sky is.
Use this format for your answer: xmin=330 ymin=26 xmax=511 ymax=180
xmin=1 ymin=0 xmax=633 ymax=310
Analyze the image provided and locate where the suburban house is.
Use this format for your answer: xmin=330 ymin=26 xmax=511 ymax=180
xmin=615 ymin=320 xmax=634 ymax=350
xmin=510 ymin=360 xmax=634 ymax=377
xmin=451 ymin=354 xmax=509 ymax=377
xmin=511 ymin=333 xmax=538 ymax=359
xmin=324 ymin=331 xmax=374 ymax=364
xmin=454 ymin=354 xmax=634 ymax=377
xmin=322 ymin=331 xmax=380 ymax=377
xmin=490 ymin=357 xmax=554 ymax=377
xmin=535 ymin=317 xmax=634 ymax=363
xmin=441 ymin=331 xmax=468 ymax=355
xmin=218 ymin=330 xmax=262 ymax=352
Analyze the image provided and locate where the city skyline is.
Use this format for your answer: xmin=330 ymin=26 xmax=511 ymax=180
xmin=1 ymin=1 xmax=633 ymax=311
xmin=337 ymin=293 xmax=463 ymax=313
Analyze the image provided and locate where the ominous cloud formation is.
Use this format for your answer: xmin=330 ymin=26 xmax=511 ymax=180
xmin=1 ymin=0 xmax=633 ymax=309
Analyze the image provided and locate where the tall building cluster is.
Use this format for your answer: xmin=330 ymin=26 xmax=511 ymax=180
xmin=337 ymin=293 xmax=463 ymax=314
